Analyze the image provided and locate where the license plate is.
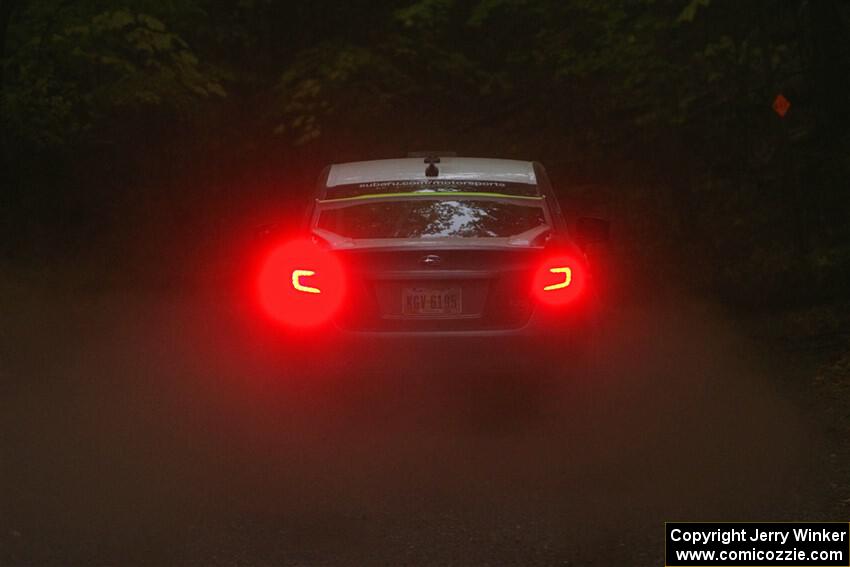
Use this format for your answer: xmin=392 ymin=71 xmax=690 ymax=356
xmin=402 ymin=287 xmax=462 ymax=316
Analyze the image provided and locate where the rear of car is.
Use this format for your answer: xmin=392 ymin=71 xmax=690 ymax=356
xmin=256 ymin=156 xmax=604 ymax=370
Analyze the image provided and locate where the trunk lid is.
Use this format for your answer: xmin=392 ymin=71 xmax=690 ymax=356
xmin=334 ymin=246 xmax=542 ymax=332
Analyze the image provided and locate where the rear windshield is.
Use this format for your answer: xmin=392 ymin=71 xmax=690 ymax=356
xmin=317 ymin=199 xmax=546 ymax=239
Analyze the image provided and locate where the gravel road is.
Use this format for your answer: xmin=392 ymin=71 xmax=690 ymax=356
xmin=0 ymin=281 xmax=838 ymax=565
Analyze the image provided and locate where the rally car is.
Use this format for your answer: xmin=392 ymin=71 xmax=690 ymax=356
xmin=255 ymin=154 xmax=608 ymax=366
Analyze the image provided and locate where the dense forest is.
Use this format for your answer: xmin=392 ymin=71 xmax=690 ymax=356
xmin=2 ymin=0 xmax=849 ymax=307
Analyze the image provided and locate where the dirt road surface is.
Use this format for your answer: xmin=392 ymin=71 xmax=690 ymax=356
xmin=0 ymin=279 xmax=838 ymax=565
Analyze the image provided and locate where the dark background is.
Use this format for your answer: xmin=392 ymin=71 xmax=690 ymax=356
xmin=1 ymin=1 xmax=850 ymax=565
xmin=2 ymin=0 xmax=848 ymax=303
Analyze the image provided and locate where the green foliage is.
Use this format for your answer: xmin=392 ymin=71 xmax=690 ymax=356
xmin=1 ymin=0 xmax=848 ymax=303
xmin=677 ymin=0 xmax=711 ymax=23
xmin=395 ymin=0 xmax=454 ymax=27
xmin=2 ymin=2 xmax=225 ymax=147
xmin=274 ymin=43 xmax=409 ymax=145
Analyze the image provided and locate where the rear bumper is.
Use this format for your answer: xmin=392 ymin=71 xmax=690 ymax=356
xmin=330 ymin=300 xmax=597 ymax=343
xmin=262 ymin=287 xmax=600 ymax=359
xmin=265 ymin=302 xmax=598 ymax=378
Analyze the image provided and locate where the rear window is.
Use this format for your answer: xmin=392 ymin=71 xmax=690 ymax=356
xmin=316 ymin=199 xmax=546 ymax=239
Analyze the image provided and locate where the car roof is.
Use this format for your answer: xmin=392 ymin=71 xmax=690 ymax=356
xmin=325 ymin=157 xmax=537 ymax=187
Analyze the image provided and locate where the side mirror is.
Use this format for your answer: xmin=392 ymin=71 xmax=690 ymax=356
xmin=576 ymin=217 xmax=610 ymax=245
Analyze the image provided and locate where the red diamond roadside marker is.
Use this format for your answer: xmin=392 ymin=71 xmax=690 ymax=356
xmin=773 ymin=94 xmax=791 ymax=117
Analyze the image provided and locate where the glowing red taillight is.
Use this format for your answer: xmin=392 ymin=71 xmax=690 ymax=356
xmin=532 ymin=255 xmax=585 ymax=305
xmin=257 ymin=239 xmax=345 ymax=326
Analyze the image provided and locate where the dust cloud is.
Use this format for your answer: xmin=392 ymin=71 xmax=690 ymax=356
xmin=0 ymin=277 xmax=830 ymax=565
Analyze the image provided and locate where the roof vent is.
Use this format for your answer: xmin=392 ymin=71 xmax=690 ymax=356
xmin=424 ymin=155 xmax=440 ymax=177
